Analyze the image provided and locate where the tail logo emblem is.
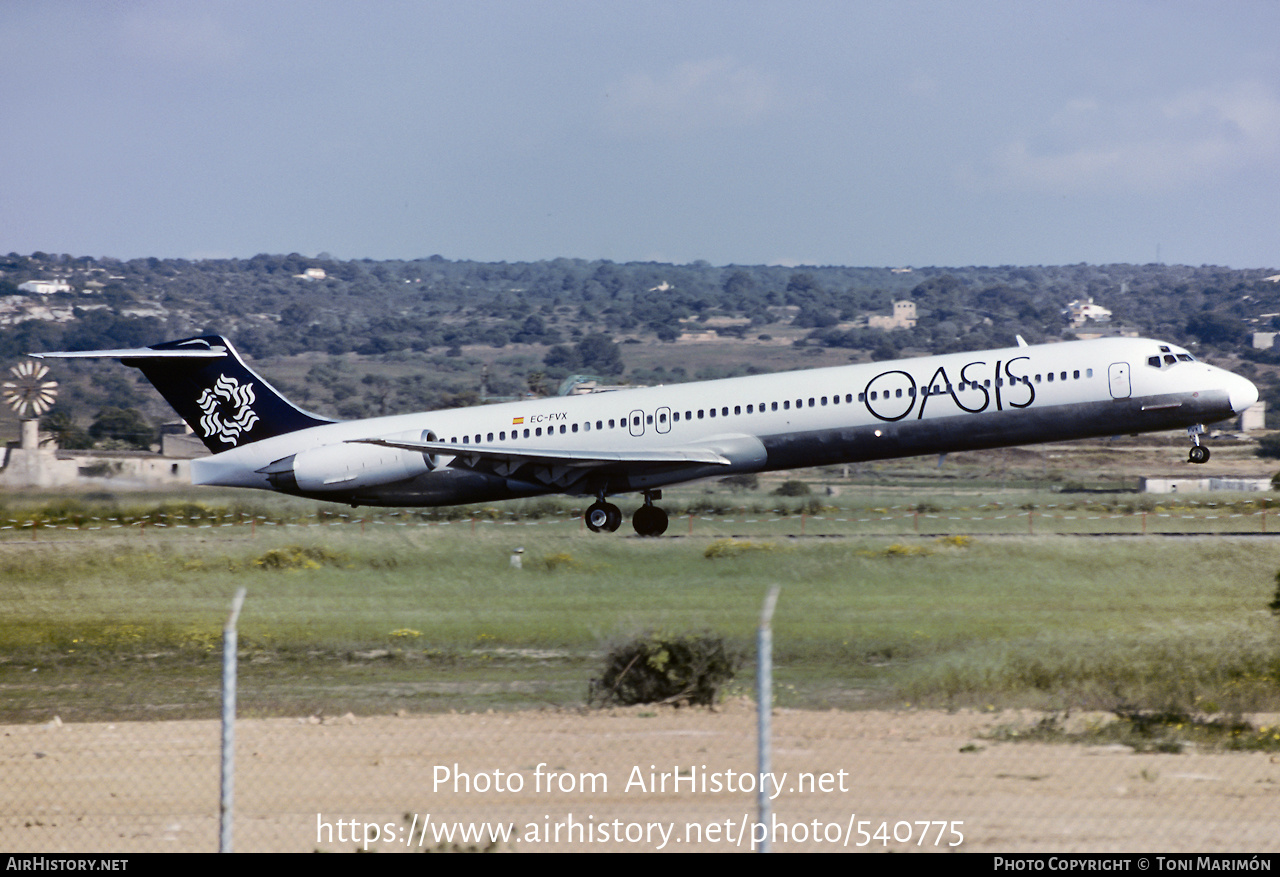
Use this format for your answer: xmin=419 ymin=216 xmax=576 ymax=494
xmin=197 ymin=374 xmax=260 ymax=445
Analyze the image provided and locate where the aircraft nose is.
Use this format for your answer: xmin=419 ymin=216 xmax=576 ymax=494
xmin=1228 ymin=371 xmax=1259 ymax=414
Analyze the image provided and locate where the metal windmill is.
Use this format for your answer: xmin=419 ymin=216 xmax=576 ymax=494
xmin=3 ymin=360 xmax=58 ymax=420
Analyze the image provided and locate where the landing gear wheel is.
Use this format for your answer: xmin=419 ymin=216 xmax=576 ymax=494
xmin=605 ymin=503 xmax=623 ymax=531
xmin=632 ymin=504 xmax=669 ymax=537
xmin=1188 ymin=445 xmax=1210 ymax=464
xmin=585 ymin=501 xmax=623 ymax=532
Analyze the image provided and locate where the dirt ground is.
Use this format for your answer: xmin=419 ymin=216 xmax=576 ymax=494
xmin=4 ymin=702 xmax=1278 ymax=853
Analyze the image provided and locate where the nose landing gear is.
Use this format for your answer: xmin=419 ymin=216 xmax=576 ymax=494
xmin=1187 ymin=424 xmax=1210 ymax=464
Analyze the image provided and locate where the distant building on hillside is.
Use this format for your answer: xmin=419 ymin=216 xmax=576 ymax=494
xmin=1065 ymin=298 xmax=1111 ymax=325
xmin=18 ymin=279 xmax=72 ymax=295
xmin=867 ymin=300 xmax=916 ymax=330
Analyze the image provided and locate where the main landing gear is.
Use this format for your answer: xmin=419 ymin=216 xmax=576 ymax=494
xmin=1187 ymin=424 xmax=1211 ymax=464
xmin=584 ymin=499 xmax=623 ymax=532
xmin=632 ymin=491 xmax=669 ymax=537
xmin=583 ymin=490 xmax=669 ymax=537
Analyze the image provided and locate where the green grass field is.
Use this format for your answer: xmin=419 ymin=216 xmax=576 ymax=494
xmin=2 ymin=490 xmax=1278 ymax=723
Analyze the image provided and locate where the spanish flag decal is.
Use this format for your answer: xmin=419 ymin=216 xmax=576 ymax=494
xmin=512 ymin=416 xmax=524 ymax=425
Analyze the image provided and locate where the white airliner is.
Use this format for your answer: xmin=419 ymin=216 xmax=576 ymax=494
xmin=35 ymin=334 xmax=1257 ymax=536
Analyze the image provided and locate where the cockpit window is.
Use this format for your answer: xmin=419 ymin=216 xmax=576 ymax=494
xmin=1148 ymin=350 xmax=1189 ymax=369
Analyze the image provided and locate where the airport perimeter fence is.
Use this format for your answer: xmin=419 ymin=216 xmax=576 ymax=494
xmin=5 ymin=634 xmax=1280 ymax=853
xmin=2 ymin=500 xmax=1280 ymax=539
xmin=4 ymin=503 xmax=1280 ymax=853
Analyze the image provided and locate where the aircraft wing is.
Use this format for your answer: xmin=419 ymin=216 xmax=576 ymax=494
xmin=351 ymin=437 xmax=732 ymax=467
xmin=348 ymin=435 xmax=747 ymax=491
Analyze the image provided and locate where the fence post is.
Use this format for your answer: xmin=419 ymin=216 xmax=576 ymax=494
xmin=757 ymin=584 xmax=781 ymax=853
xmin=220 ymin=587 xmax=246 ymax=853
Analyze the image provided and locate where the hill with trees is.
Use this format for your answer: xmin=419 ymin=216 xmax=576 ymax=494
xmin=1 ymin=252 xmax=1277 ymax=443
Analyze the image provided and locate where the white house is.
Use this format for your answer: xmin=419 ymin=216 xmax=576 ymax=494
xmin=18 ymin=279 xmax=72 ymax=295
xmin=1065 ymin=298 xmax=1112 ymax=325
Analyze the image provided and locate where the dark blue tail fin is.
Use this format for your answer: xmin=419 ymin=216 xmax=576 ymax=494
xmin=37 ymin=335 xmax=334 ymax=453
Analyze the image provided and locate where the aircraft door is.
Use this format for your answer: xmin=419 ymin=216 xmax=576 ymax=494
xmin=628 ymin=409 xmax=645 ymax=437
xmin=1108 ymin=362 xmax=1131 ymax=399
xmin=655 ymin=406 xmax=671 ymax=434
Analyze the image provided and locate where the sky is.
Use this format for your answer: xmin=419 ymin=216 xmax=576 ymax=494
xmin=2 ymin=1 xmax=1278 ymax=269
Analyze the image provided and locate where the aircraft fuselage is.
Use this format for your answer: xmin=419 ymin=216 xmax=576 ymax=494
xmin=186 ymin=336 xmax=1256 ymax=511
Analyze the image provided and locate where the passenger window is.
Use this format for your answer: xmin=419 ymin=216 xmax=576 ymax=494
xmin=535 ymin=428 xmax=542 ymax=437
xmin=1073 ymin=370 xmax=1080 ymax=379
xmin=487 ymin=433 xmax=493 ymax=442
xmin=721 ymin=407 xmax=728 ymax=416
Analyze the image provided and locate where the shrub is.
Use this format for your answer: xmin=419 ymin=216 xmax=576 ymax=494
xmin=773 ymin=479 xmax=811 ymax=496
xmin=1257 ymin=434 xmax=1280 ymax=459
xmin=703 ymin=538 xmax=776 ymax=559
xmin=720 ymin=473 xmax=759 ymax=492
xmin=589 ymin=633 xmax=742 ymax=707
xmin=253 ymin=545 xmax=348 ymax=570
